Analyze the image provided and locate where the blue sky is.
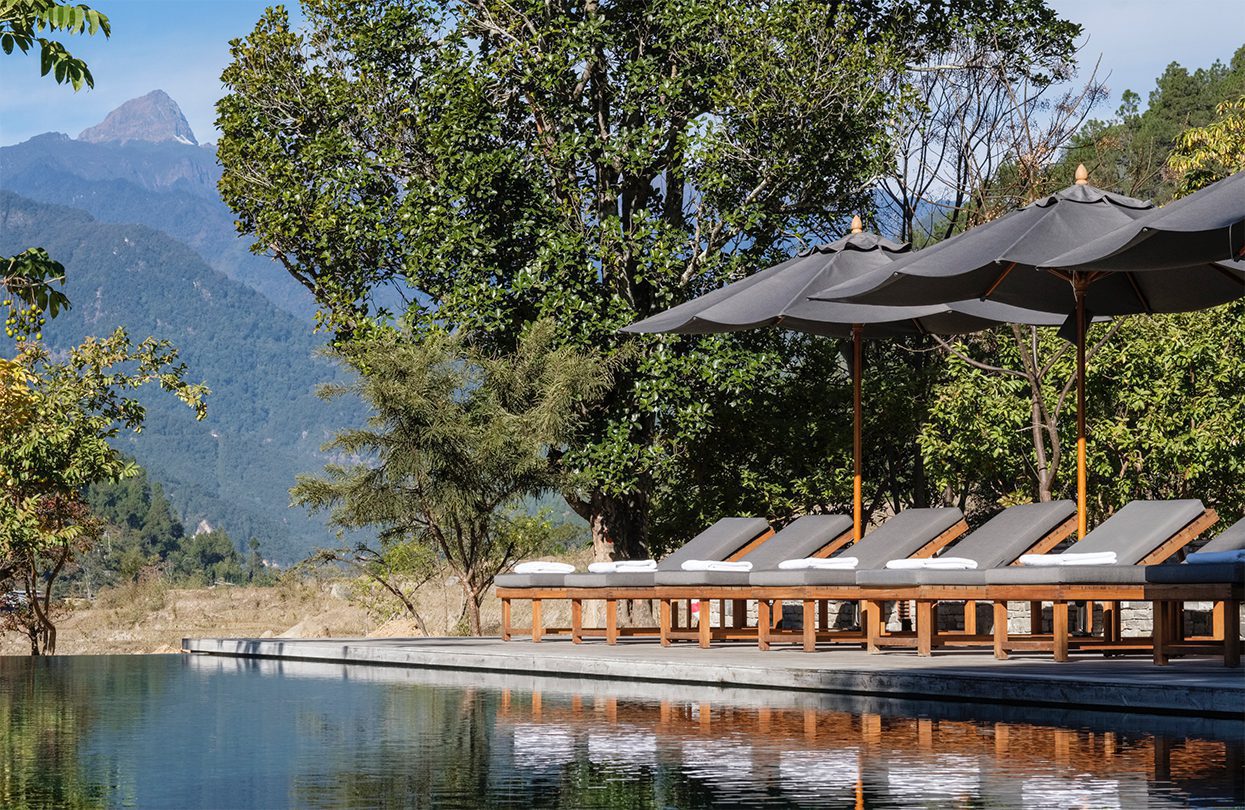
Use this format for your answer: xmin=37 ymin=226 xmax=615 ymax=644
xmin=0 ymin=0 xmax=1242 ymax=146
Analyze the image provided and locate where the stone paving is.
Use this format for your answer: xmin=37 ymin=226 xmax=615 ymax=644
xmin=183 ymin=634 xmax=1245 ymax=717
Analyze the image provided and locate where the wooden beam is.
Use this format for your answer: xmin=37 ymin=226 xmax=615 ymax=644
xmin=911 ymin=519 xmax=969 ymax=559
xmin=1139 ymin=509 xmax=1219 ymax=565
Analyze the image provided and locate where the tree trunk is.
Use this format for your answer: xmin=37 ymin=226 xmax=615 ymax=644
xmin=586 ymin=491 xmax=649 ymax=563
xmin=581 ymin=491 xmax=652 ymax=626
xmin=463 ymin=583 xmax=483 ymax=636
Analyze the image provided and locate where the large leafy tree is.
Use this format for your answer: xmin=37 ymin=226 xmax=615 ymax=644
xmin=291 ymin=321 xmax=608 ymax=634
xmin=920 ymin=55 xmax=1245 ymax=525
xmin=219 ymin=0 xmax=1081 ymax=557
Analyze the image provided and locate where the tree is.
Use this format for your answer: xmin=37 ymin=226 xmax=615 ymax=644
xmin=918 ymin=54 xmax=1245 ymax=524
xmin=0 ymin=0 xmax=109 ymax=89
xmin=219 ymin=0 xmax=1084 ymax=559
xmin=2 ymin=0 xmax=108 ymax=338
xmin=0 ymin=330 xmax=207 ymax=654
xmin=292 ymin=321 xmax=608 ymax=634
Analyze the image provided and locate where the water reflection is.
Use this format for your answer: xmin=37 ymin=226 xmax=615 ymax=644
xmin=0 ymin=655 xmax=1240 ymax=809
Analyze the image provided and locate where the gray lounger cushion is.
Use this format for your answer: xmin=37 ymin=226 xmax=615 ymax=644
xmin=1055 ymin=499 xmax=1206 ymax=564
xmin=984 ymin=565 xmax=1150 ymax=585
xmin=655 ymin=514 xmax=852 ymax=587
xmin=984 ymin=499 xmax=1208 ymax=586
xmin=1145 ymin=562 xmax=1245 ymax=584
xmin=856 ymin=500 xmax=1076 ymax=586
xmin=657 ymin=516 xmax=772 ymax=571
xmin=1198 ymin=518 xmax=1245 ymax=554
xmin=499 ymin=516 xmax=770 ymax=589
xmin=495 ymin=572 xmax=574 ymax=589
xmin=855 ymin=569 xmax=990 ymax=587
xmin=748 ymin=507 xmax=964 ymax=587
xmin=561 ymin=571 xmax=655 ymax=588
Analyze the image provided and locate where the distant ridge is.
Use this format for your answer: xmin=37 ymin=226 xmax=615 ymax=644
xmin=78 ymin=90 xmax=198 ymax=146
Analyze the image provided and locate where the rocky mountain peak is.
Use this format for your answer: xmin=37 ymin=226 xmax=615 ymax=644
xmin=78 ymin=90 xmax=198 ymax=146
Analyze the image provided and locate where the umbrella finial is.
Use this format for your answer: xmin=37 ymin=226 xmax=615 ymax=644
xmin=850 ymin=215 xmax=863 ymax=234
xmin=1075 ymin=164 xmax=1089 ymax=185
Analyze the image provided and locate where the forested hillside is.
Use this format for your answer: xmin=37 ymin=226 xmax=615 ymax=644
xmin=0 ymin=192 xmax=358 ymax=561
xmin=0 ymin=131 xmax=313 ymax=318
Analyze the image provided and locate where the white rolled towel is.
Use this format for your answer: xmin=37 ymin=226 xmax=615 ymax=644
xmin=1018 ymin=551 xmax=1117 ymax=567
xmin=778 ymin=557 xmax=858 ymax=570
xmin=1186 ymin=549 xmax=1245 ymax=565
xmin=512 ymin=561 xmax=576 ymax=574
xmin=885 ymin=557 xmax=978 ymax=570
xmin=680 ymin=560 xmax=753 ymax=572
xmin=587 ymin=559 xmax=658 ymax=573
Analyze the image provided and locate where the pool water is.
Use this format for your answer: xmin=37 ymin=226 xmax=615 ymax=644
xmin=1 ymin=655 xmax=1241 ymax=808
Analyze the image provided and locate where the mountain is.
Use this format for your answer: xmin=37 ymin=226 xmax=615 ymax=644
xmin=78 ymin=89 xmax=199 ymax=146
xmin=1 ymin=108 xmax=314 ymax=319
xmin=0 ymin=191 xmax=356 ymax=563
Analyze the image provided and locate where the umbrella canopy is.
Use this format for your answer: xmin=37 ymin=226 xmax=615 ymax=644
xmin=812 ymin=167 xmax=1245 ymax=536
xmin=1046 ymin=169 xmax=1245 ymax=271
xmin=818 ymin=168 xmax=1244 ymax=316
xmin=624 ymin=227 xmax=1068 ymax=337
xmin=625 ymin=218 xmax=1067 ymax=541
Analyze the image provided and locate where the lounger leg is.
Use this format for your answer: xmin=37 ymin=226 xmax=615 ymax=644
xmin=993 ymin=601 xmax=1009 ymax=659
xmin=697 ymin=599 xmax=712 ymax=648
xmin=732 ymin=599 xmax=747 ymax=629
xmin=1153 ymin=602 xmax=1169 ymax=665
xmin=501 ymin=598 xmax=512 ymax=641
xmin=571 ymin=599 xmax=582 ymax=644
xmin=1052 ymin=601 xmax=1069 ymax=662
xmin=758 ymin=600 xmax=772 ymax=650
xmin=963 ymin=600 xmax=977 ymax=636
xmin=802 ymin=600 xmax=816 ymax=652
xmin=1105 ymin=599 xmax=1125 ymax=642
xmin=864 ymin=599 xmax=883 ymax=653
xmin=659 ymin=599 xmax=672 ymax=647
xmin=916 ymin=600 xmax=934 ymax=656
xmin=605 ymin=599 xmax=618 ymax=645
xmin=1224 ymin=600 xmax=1241 ymax=668
xmin=1212 ymin=601 xmax=1226 ymax=640
xmin=818 ymin=599 xmax=829 ymax=632
xmin=1029 ymin=600 xmax=1043 ymax=634
xmin=531 ymin=599 xmax=543 ymax=643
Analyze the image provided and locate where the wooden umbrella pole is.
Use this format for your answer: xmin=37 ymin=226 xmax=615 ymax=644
xmin=1074 ymin=280 xmax=1088 ymax=538
xmin=852 ymin=324 xmax=864 ymax=542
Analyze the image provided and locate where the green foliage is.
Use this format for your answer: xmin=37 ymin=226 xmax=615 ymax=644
xmin=0 ymin=330 xmax=206 ymax=653
xmin=0 ymin=191 xmax=358 ymax=561
xmin=218 ymin=0 xmax=1081 ymax=554
xmin=2 ymin=246 xmax=69 ymax=341
xmin=1168 ymin=95 xmax=1245 ymax=193
xmin=292 ymin=320 xmax=608 ymax=633
xmin=1058 ymin=45 xmax=1245 ymax=201
xmin=0 ymin=0 xmax=109 ymax=90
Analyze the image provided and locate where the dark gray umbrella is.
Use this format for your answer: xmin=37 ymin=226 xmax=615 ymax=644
xmin=625 ymin=218 xmax=1067 ymax=541
xmin=1047 ymin=169 xmax=1245 ymax=271
xmin=813 ymin=167 xmax=1245 ymax=537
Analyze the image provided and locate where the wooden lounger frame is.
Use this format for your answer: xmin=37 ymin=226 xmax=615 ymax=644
xmin=497 ymin=526 xmax=779 ymax=643
xmin=656 ymin=518 xmax=970 ymax=649
xmin=856 ymin=508 xmax=1238 ymax=666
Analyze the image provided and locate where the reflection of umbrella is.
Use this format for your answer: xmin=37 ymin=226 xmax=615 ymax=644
xmin=1048 ymin=169 xmax=1245 ymax=271
xmin=816 ymin=167 xmax=1245 ymax=536
xmin=625 ymin=218 xmax=1065 ymax=541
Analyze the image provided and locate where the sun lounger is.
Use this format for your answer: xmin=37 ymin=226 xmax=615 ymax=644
xmin=652 ymin=507 xmax=968 ymax=650
xmin=1143 ymin=517 xmax=1244 ymax=666
xmin=558 ymin=515 xmax=844 ymax=645
xmin=651 ymin=514 xmax=856 ymax=647
xmin=496 ymin=516 xmax=773 ymax=642
xmin=854 ymin=500 xmax=1077 ymax=654
xmin=976 ymin=499 xmax=1220 ymax=662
